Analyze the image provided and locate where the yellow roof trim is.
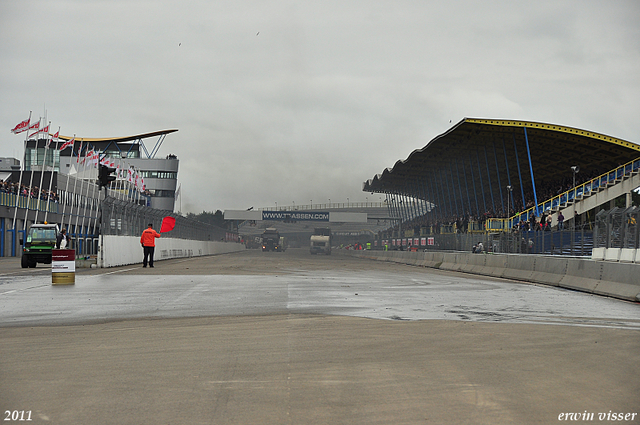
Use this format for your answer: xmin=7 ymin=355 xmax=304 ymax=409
xmin=464 ymin=118 xmax=640 ymax=152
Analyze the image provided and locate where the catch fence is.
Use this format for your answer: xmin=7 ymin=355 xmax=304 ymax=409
xmin=100 ymin=196 xmax=232 ymax=242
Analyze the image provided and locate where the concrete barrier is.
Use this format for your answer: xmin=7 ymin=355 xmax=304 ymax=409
xmin=440 ymin=252 xmax=458 ymax=271
xmin=619 ymin=249 xmax=636 ymax=263
xmin=593 ymin=248 xmax=640 ymax=263
xmin=596 ymin=261 xmax=640 ymax=301
xmin=348 ymin=250 xmax=640 ymax=302
xmin=530 ymin=256 xmax=568 ymax=286
xmin=483 ymin=254 xmax=508 ymax=279
xmin=560 ymin=258 xmax=602 ymax=294
xmin=591 ymin=247 xmax=605 ymax=261
xmin=98 ymin=235 xmax=245 ymax=268
xmin=604 ymin=248 xmax=621 ymax=262
xmin=502 ymin=255 xmax=536 ymax=282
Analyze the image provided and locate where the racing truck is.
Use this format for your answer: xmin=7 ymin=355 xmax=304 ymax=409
xmin=261 ymin=228 xmax=282 ymax=252
xmin=20 ymin=223 xmax=60 ymax=268
xmin=310 ymin=227 xmax=331 ymax=255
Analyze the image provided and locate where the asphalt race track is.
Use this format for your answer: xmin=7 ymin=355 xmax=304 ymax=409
xmin=1 ymin=249 xmax=639 ymax=424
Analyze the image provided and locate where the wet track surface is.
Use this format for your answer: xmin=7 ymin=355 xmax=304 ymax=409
xmin=2 ymin=249 xmax=639 ymax=425
xmin=1 ymin=249 xmax=638 ymax=328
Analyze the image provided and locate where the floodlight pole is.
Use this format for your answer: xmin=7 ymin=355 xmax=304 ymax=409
xmin=571 ymin=166 xmax=579 ymax=190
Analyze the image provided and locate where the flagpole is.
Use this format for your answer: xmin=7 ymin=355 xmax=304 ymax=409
xmin=135 ymin=168 xmax=141 ymax=206
xmin=87 ymin=152 xmax=100 ymax=254
xmin=44 ymin=127 xmax=60 ymax=223
xmin=12 ymin=111 xmax=32 ymax=231
xmin=77 ymin=145 xmax=93 ymax=256
xmin=117 ymin=157 xmax=125 ymax=202
xmin=67 ymin=139 xmax=83 ymax=231
xmin=72 ymin=140 xmax=86 ymax=248
xmin=60 ymin=135 xmax=76 ymax=230
xmin=23 ymin=117 xmax=42 ymax=231
xmin=34 ymin=120 xmax=51 ymax=223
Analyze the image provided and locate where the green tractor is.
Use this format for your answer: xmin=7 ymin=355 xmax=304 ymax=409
xmin=20 ymin=223 xmax=60 ymax=268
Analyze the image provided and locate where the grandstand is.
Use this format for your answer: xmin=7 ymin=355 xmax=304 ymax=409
xmin=363 ymin=118 xmax=640 ymax=253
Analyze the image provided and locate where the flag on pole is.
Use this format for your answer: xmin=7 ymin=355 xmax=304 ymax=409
xmin=46 ymin=123 xmax=55 ymax=147
xmin=82 ymin=149 xmax=94 ymax=165
xmin=11 ymin=117 xmax=30 ymax=134
xmin=59 ymin=136 xmax=74 ymax=151
xmin=91 ymin=150 xmax=100 ymax=167
xmin=160 ymin=216 xmax=176 ymax=233
xmin=27 ymin=119 xmax=41 ymax=139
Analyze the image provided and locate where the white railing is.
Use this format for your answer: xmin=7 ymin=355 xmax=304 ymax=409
xmin=257 ymin=202 xmax=387 ymax=211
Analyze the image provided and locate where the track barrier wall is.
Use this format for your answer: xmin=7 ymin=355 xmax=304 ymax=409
xmin=98 ymin=235 xmax=245 ymax=268
xmin=347 ymin=250 xmax=640 ymax=302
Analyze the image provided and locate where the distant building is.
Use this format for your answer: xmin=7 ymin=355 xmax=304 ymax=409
xmin=24 ymin=129 xmax=179 ymax=212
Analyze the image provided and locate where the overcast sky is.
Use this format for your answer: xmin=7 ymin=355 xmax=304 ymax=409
xmin=2 ymin=1 xmax=639 ymax=213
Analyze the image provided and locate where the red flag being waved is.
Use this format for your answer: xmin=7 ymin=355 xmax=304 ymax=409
xmin=160 ymin=216 xmax=176 ymax=233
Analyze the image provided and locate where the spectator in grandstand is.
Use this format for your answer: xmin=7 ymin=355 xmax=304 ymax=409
xmin=528 ymin=214 xmax=536 ymax=231
xmin=545 ymin=213 xmax=552 ymax=231
xmin=140 ymin=223 xmax=161 ymax=268
xmin=557 ymin=211 xmax=565 ymax=230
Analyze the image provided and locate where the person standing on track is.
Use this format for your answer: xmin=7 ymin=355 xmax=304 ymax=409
xmin=141 ymin=223 xmax=161 ymax=268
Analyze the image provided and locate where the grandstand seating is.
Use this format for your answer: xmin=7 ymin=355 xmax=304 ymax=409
xmin=487 ymin=156 xmax=640 ymax=231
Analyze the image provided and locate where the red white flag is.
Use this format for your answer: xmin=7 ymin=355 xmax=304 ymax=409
xmin=76 ymin=141 xmax=84 ymax=163
xmin=82 ymin=149 xmax=93 ymax=165
xmin=52 ymin=129 xmax=59 ymax=141
xmin=59 ymin=136 xmax=75 ymax=151
xmin=11 ymin=117 xmax=30 ymax=134
xmin=27 ymin=120 xmax=41 ymax=139
xmin=45 ymin=124 xmax=53 ymax=147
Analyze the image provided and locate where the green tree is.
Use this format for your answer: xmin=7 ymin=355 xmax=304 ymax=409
xmin=186 ymin=210 xmax=227 ymax=228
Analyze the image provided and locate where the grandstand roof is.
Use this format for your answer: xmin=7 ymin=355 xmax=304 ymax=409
xmin=363 ymin=118 xmax=640 ymax=218
xmin=364 ymin=118 xmax=639 ymax=193
xmin=57 ymin=129 xmax=178 ymax=143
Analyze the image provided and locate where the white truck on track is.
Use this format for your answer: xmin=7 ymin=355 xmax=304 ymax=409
xmin=310 ymin=228 xmax=331 ymax=255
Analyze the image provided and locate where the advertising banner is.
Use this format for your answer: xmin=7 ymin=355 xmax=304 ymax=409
xmin=52 ymin=249 xmax=75 ymax=285
xmin=261 ymin=211 xmax=329 ymax=221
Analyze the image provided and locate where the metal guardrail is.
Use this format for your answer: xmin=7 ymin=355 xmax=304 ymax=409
xmin=384 ymin=228 xmax=594 ymax=256
xmin=258 ymin=202 xmax=387 ymax=211
xmin=0 ymin=192 xmax=58 ymax=213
